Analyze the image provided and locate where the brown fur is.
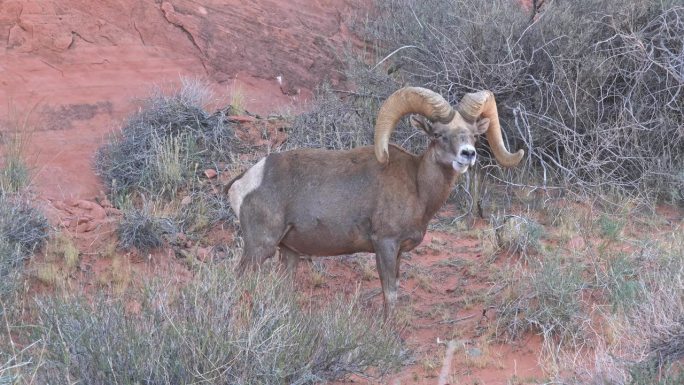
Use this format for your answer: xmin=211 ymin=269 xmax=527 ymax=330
xmin=231 ymin=106 xmax=519 ymax=318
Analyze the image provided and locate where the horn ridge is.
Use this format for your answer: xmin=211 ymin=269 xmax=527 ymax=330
xmin=458 ymin=91 xmax=524 ymax=167
xmin=374 ymin=87 xmax=454 ymax=164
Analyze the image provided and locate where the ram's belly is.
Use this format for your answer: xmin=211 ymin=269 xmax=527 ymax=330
xmin=281 ymin=215 xmax=373 ymax=256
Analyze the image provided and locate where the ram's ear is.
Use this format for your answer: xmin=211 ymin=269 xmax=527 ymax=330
xmin=475 ymin=118 xmax=490 ymax=135
xmin=410 ymin=115 xmax=435 ymax=136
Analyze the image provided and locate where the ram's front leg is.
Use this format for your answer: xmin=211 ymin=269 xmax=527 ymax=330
xmin=373 ymin=237 xmax=401 ymax=319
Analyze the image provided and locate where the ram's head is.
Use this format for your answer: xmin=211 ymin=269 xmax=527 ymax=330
xmin=374 ymin=87 xmax=524 ymax=172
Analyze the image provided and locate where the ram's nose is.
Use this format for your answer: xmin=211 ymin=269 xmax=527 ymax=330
xmin=459 ymin=146 xmax=476 ymax=165
xmin=460 ymin=147 xmax=475 ymax=160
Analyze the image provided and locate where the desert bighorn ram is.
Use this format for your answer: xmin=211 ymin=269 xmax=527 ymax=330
xmin=227 ymin=87 xmax=524 ymax=317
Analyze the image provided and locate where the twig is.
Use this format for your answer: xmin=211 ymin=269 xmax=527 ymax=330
xmin=424 ymin=314 xmax=477 ymax=327
xmin=371 ymin=45 xmax=421 ymax=71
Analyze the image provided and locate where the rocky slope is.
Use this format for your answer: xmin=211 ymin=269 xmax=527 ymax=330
xmin=1 ymin=0 xmax=359 ymax=198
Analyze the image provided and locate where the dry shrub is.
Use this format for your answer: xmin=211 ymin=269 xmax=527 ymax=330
xmin=494 ymin=254 xmax=589 ymax=347
xmin=286 ymin=81 xmax=431 ymax=154
xmin=29 ymin=264 xmax=404 ymax=384
xmin=95 ymin=79 xmax=248 ymax=247
xmin=117 ymin=203 xmax=178 ymax=252
xmin=94 ymin=78 xmax=245 ymax=201
xmin=0 ymin=194 xmax=49 ymax=305
xmin=286 ymin=83 xmax=374 ymax=151
xmin=345 ymin=0 xmax=683 ymax=203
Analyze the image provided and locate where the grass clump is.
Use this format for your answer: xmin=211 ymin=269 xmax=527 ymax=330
xmin=0 ymin=154 xmax=29 ymax=195
xmin=597 ymin=214 xmax=625 ymax=240
xmin=95 ymin=79 xmax=250 ymax=248
xmin=569 ymin=240 xmax=684 ymax=384
xmin=0 ymin=194 xmax=50 ymax=304
xmin=94 ymin=78 xmax=243 ymax=202
xmin=592 ymin=253 xmax=643 ymax=313
xmin=29 ymin=264 xmax=404 ymax=384
xmin=118 ymin=204 xmax=178 ymax=252
xmin=0 ymin=105 xmax=35 ymax=194
xmin=495 ymin=255 xmax=588 ymax=345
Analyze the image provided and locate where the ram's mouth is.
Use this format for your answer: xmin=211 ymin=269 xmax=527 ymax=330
xmin=452 ymin=160 xmax=470 ymax=173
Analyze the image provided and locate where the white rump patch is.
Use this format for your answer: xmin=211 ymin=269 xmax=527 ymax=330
xmin=229 ymin=157 xmax=266 ymax=219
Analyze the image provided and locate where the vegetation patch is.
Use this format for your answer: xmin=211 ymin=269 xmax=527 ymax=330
xmin=0 ymin=194 xmax=49 ymax=306
xmin=94 ymin=79 xmax=248 ymax=250
xmin=95 ymin=79 xmax=243 ymax=201
xmin=494 ymin=254 xmax=589 ymax=346
xmin=25 ymin=264 xmax=404 ymax=384
xmin=117 ymin=204 xmax=178 ymax=252
xmin=338 ymin=0 xmax=684 ymax=204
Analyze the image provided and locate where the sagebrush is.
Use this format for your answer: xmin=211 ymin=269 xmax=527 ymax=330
xmin=95 ymin=79 xmax=245 ymax=201
xmin=95 ymin=79 xmax=245 ymax=248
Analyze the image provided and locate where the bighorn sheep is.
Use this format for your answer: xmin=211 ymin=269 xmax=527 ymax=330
xmin=227 ymin=87 xmax=524 ymax=317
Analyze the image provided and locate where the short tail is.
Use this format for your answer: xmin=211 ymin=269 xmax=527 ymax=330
xmin=223 ymin=169 xmax=247 ymax=195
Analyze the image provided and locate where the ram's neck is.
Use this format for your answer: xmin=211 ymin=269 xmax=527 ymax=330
xmin=418 ymin=144 xmax=458 ymax=223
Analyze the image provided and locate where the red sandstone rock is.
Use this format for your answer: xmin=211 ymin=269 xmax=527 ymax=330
xmin=1 ymin=0 xmax=360 ymax=200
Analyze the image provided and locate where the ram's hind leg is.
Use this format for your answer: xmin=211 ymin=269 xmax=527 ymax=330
xmin=236 ymin=200 xmax=285 ymax=274
xmin=278 ymin=246 xmax=300 ymax=279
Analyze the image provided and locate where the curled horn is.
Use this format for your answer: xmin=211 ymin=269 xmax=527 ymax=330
xmin=374 ymin=87 xmax=455 ymax=164
xmin=457 ymin=91 xmax=524 ymax=168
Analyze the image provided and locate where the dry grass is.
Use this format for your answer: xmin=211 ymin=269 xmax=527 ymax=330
xmin=0 ymin=103 xmax=37 ymax=194
xmin=0 ymin=194 xmax=49 ymax=307
xmin=10 ymin=262 xmax=404 ymax=384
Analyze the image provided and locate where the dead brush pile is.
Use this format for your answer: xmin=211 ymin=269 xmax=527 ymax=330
xmin=323 ymin=0 xmax=684 ymax=204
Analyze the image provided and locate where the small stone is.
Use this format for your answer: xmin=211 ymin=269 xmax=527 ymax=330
xmin=204 ymin=169 xmax=217 ymax=179
xmin=52 ymin=200 xmax=68 ymax=211
xmin=76 ymin=216 xmax=93 ymax=225
xmin=91 ymin=205 xmax=107 ymax=220
xmin=180 ymin=195 xmax=192 ymax=205
xmin=97 ymin=192 xmax=113 ymax=208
